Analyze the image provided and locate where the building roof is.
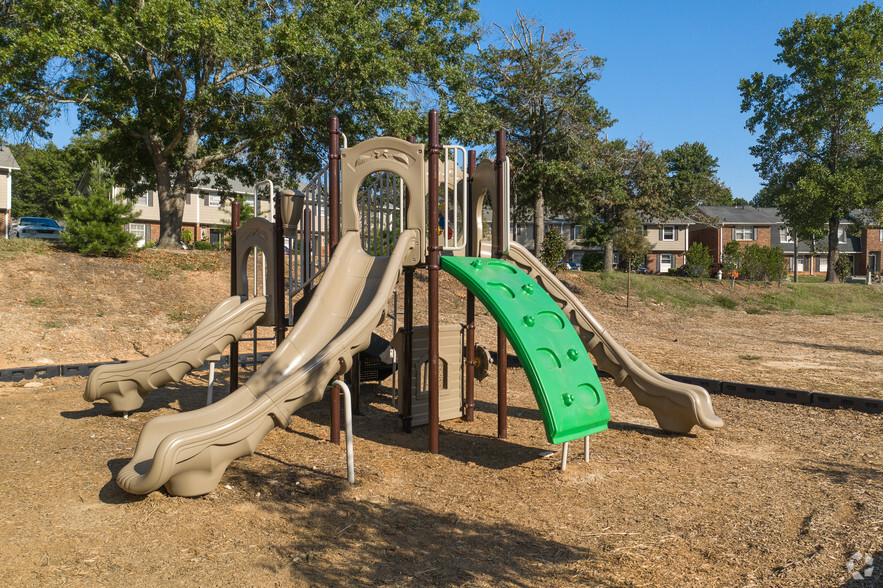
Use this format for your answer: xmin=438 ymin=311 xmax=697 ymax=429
xmin=697 ymin=205 xmax=781 ymax=225
xmin=0 ymin=146 xmax=20 ymax=170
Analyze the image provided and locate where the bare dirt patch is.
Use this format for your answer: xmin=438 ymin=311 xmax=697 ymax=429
xmin=1 ymin=247 xmax=880 ymax=587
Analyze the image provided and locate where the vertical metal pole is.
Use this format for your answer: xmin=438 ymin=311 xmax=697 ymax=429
xmin=464 ymin=150 xmax=477 ymax=422
xmin=230 ymin=199 xmax=241 ymax=391
xmin=302 ymin=209 xmax=313 ymax=298
xmin=329 ymin=115 xmax=341 ymax=445
xmin=273 ymin=191 xmax=286 ymax=345
xmin=495 ymin=130 xmax=508 ymax=439
xmin=428 ymin=110 xmax=441 ymax=454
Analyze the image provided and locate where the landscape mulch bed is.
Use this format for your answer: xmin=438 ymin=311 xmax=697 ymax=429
xmin=0 ymin=248 xmax=880 ymax=587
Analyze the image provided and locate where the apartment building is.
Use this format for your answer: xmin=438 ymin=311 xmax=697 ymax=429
xmin=0 ymin=146 xmax=20 ymax=238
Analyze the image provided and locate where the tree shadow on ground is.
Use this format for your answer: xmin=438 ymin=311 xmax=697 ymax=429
xmin=798 ymin=460 xmax=883 ymax=490
xmin=775 ymin=340 xmax=883 ymax=356
xmin=222 ymin=463 xmax=624 ymax=587
xmin=294 ymin=385 xmax=552 ymax=470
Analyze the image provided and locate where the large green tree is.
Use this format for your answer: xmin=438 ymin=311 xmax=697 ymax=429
xmin=580 ymin=138 xmax=672 ymax=271
xmin=661 ymin=141 xmax=733 ymax=209
xmin=0 ymin=0 xmax=479 ymax=248
xmin=739 ymin=2 xmax=883 ymax=282
xmin=476 ymin=11 xmax=613 ymax=256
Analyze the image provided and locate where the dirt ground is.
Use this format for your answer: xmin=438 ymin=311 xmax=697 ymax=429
xmin=0 ymin=247 xmax=881 ymax=587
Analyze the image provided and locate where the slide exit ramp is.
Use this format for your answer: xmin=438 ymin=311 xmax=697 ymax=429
xmin=441 ymin=256 xmax=610 ymax=444
xmin=504 ymin=242 xmax=723 ymax=434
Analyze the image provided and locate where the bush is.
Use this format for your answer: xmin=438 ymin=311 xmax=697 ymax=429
xmin=721 ymin=240 xmax=742 ymax=278
xmin=740 ymin=243 xmax=786 ymax=282
xmin=194 ymin=239 xmax=213 ymax=251
xmin=539 ymin=227 xmax=566 ymax=273
xmin=62 ymin=193 xmax=141 ymax=256
xmin=181 ymin=228 xmax=193 ymax=245
xmin=683 ymin=242 xmax=713 ymax=277
xmin=580 ymin=251 xmax=604 ymax=272
xmin=835 ymin=254 xmax=853 ymax=280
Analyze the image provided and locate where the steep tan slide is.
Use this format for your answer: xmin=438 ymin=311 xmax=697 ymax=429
xmin=503 ymin=242 xmax=723 ymax=434
xmin=116 ymin=230 xmax=417 ymax=496
xmin=84 ymin=295 xmax=271 ymax=413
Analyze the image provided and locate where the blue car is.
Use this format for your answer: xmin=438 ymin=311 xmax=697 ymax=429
xmin=11 ymin=217 xmax=64 ymax=241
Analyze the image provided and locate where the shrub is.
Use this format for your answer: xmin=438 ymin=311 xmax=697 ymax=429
xmin=194 ymin=240 xmax=213 ymax=251
xmin=62 ymin=192 xmax=141 ymax=256
xmin=580 ymin=251 xmax=604 ymax=272
xmin=740 ymin=243 xmax=786 ymax=282
xmin=540 ymin=227 xmax=566 ymax=273
xmin=181 ymin=228 xmax=194 ymax=245
xmin=683 ymin=242 xmax=713 ymax=277
xmin=835 ymin=254 xmax=853 ymax=280
xmin=721 ymin=240 xmax=742 ymax=278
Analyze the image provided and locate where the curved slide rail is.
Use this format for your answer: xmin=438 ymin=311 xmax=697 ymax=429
xmin=442 ymin=256 xmax=610 ymax=444
xmin=84 ymin=295 xmax=271 ymax=413
xmin=502 ymin=242 xmax=723 ymax=434
xmin=116 ymin=230 xmax=418 ymax=496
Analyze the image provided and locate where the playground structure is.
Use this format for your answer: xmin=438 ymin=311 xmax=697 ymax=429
xmin=84 ymin=111 xmax=722 ymax=497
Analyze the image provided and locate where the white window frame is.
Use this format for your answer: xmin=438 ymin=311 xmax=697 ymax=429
xmin=733 ymin=226 xmax=755 ymax=241
xmin=207 ymin=193 xmax=222 ymax=207
xmin=818 ymin=256 xmax=828 ymax=272
xmin=134 ymin=191 xmax=150 ymax=207
xmin=128 ymin=223 xmax=147 ymax=246
xmin=780 ymin=226 xmax=793 ymax=244
xmin=659 ymin=253 xmax=674 ymax=270
xmin=661 ymin=226 xmax=676 ymax=241
xmin=838 ymin=227 xmax=847 ymax=244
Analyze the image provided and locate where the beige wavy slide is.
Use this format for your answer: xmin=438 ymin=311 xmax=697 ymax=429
xmin=116 ymin=230 xmax=417 ymax=496
xmin=84 ymin=295 xmax=271 ymax=413
xmin=502 ymin=242 xmax=723 ymax=434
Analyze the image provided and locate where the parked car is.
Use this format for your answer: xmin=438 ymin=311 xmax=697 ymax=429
xmin=11 ymin=217 xmax=64 ymax=241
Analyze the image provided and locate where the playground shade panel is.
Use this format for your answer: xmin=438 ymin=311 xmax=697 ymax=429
xmin=441 ymin=256 xmax=610 ymax=444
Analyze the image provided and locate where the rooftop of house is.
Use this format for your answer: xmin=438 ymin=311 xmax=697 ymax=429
xmin=0 ymin=146 xmax=20 ymax=170
xmin=697 ymin=205 xmax=781 ymax=225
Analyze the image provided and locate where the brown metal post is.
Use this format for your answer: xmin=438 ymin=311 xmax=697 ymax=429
xmin=302 ymin=209 xmax=313 ymax=297
xmin=230 ymin=199 xmax=241 ymax=391
xmin=428 ymin=110 xmax=441 ymax=454
xmin=273 ymin=190 xmax=286 ymax=346
xmin=495 ymin=130 xmax=508 ymax=439
xmin=329 ymin=115 xmax=341 ymax=445
xmin=464 ymin=150 xmax=477 ymax=422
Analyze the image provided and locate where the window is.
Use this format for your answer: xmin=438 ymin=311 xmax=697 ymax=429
xmin=572 ymin=225 xmax=581 ymax=240
xmin=838 ymin=227 xmax=847 ymax=244
xmin=818 ymin=257 xmax=828 ymax=272
xmin=733 ymin=226 xmax=755 ymax=241
xmin=207 ymin=193 xmax=222 ymax=207
xmin=780 ymin=226 xmax=793 ymax=244
xmin=127 ymin=223 xmax=147 ymax=246
xmin=135 ymin=192 xmax=150 ymax=207
xmin=661 ymin=226 xmax=676 ymax=241
xmin=659 ymin=253 xmax=674 ymax=272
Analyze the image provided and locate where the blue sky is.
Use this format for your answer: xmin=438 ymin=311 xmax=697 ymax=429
xmin=477 ymin=0 xmax=879 ymax=201
xmin=43 ymin=1 xmax=878 ymax=201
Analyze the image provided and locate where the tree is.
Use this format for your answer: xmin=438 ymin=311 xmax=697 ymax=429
xmin=476 ymin=11 xmax=614 ymax=256
xmin=683 ymin=242 xmax=713 ymax=278
xmin=539 ymin=226 xmax=566 ymax=272
xmin=661 ymin=141 xmax=733 ymax=210
xmin=62 ymin=158 xmax=140 ymax=256
xmin=0 ymin=0 xmax=480 ymax=248
xmin=8 ymin=136 xmax=101 ymax=218
xmin=739 ymin=2 xmax=883 ymax=282
xmin=611 ymin=209 xmax=651 ymax=308
xmin=580 ymin=138 xmax=671 ymax=271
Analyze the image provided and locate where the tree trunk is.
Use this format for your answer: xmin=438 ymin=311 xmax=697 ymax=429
xmin=626 ymin=263 xmax=631 ymax=308
xmin=603 ymin=241 xmax=614 ymax=272
xmin=533 ymin=189 xmax=544 ymax=257
xmin=825 ymin=216 xmax=840 ymax=283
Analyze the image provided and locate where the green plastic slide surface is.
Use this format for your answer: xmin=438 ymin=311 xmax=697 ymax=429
xmin=442 ymin=256 xmax=609 ymax=443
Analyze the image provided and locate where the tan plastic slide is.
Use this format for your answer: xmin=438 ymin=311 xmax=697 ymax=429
xmin=116 ymin=230 xmax=418 ymax=496
xmin=84 ymin=295 xmax=271 ymax=413
xmin=502 ymin=242 xmax=723 ymax=434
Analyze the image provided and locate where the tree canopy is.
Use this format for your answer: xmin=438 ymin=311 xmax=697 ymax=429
xmin=661 ymin=141 xmax=733 ymax=209
xmin=739 ymin=2 xmax=883 ymax=281
xmin=0 ymin=0 xmax=480 ymax=247
xmin=475 ymin=11 xmax=613 ymax=256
